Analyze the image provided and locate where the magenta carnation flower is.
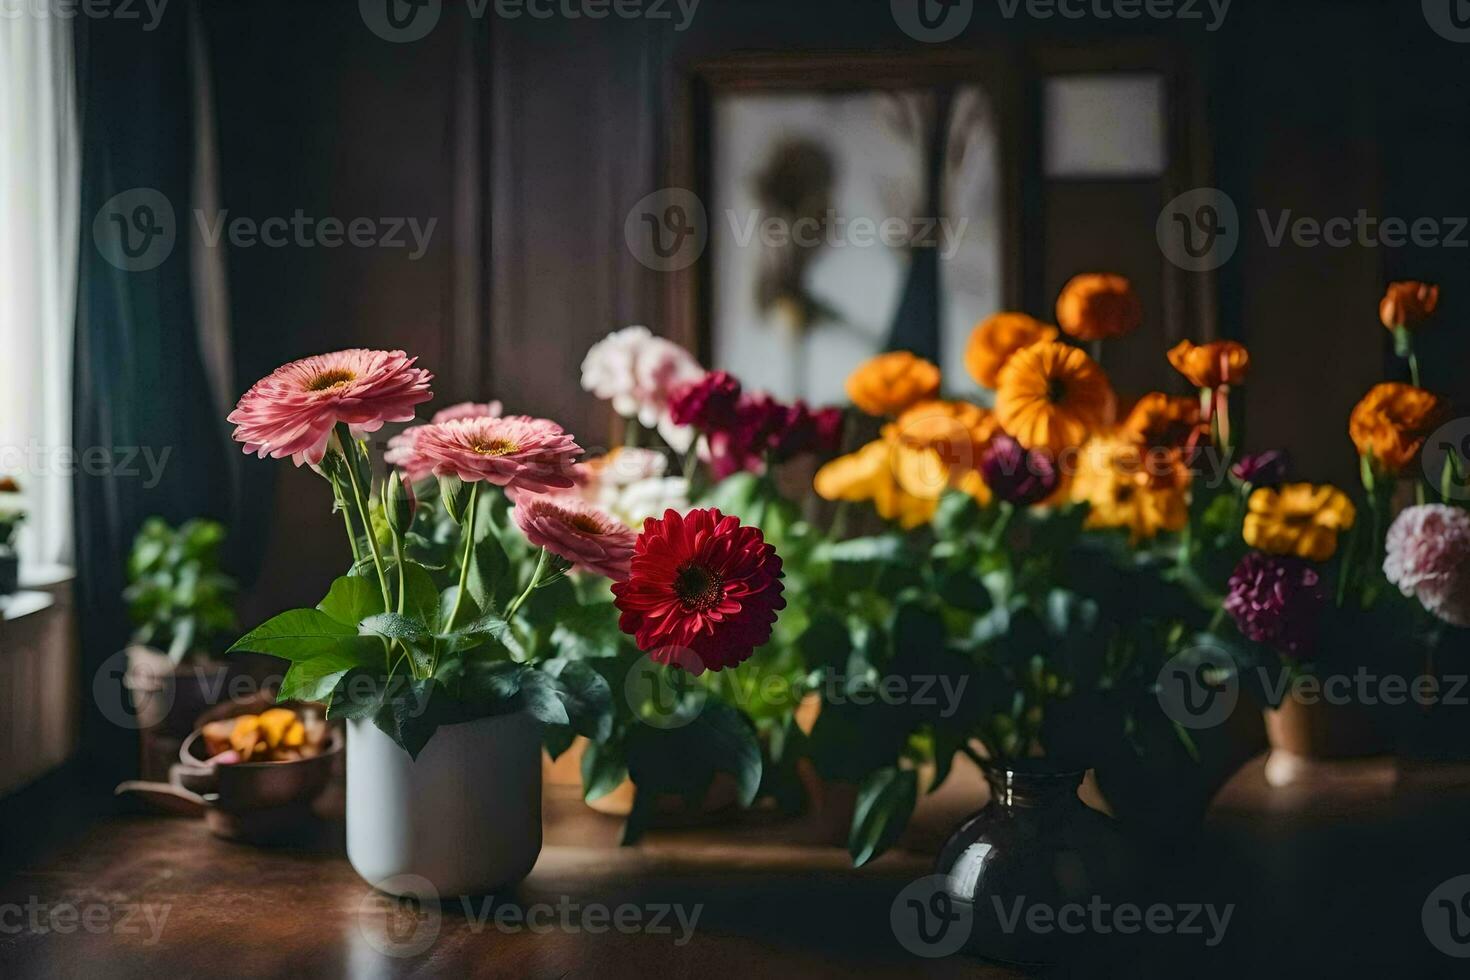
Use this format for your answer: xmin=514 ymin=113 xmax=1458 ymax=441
xmin=670 ymin=371 xmax=742 ymax=430
xmin=404 ymin=415 xmax=581 ymax=493
xmin=1231 ymin=449 xmax=1289 ymax=488
xmin=512 ymin=494 xmax=636 ymax=581
xmin=228 ymin=349 xmax=433 ymax=465
xmin=1223 ymin=552 xmax=1327 ymax=656
xmin=979 ymin=433 xmax=1058 ymax=506
xmin=1384 ymin=504 xmax=1470 ymax=627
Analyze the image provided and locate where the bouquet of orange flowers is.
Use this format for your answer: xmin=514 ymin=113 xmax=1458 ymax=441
xmin=804 ymin=273 xmax=1467 ymax=862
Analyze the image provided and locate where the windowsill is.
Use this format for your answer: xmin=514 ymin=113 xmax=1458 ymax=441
xmin=20 ymin=563 xmax=75 ymax=589
xmin=0 ymin=590 xmax=56 ymax=622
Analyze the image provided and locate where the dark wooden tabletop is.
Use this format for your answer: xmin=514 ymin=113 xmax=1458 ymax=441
xmin=4 ymin=753 xmax=1470 ymax=979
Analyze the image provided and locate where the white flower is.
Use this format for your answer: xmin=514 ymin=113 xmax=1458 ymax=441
xmin=580 ymin=326 xmax=703 ymax=443
xmin=1384 ymin=504 xmax=1470 ymax=627
xmin=605 ymin=476 xmax=691 ymax=529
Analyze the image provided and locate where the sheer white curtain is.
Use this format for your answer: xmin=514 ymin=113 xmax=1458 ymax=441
xmin=0 ymin=12 xmax=79 ymax=574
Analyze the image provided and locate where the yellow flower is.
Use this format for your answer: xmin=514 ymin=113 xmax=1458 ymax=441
xmin=964 ymin=313 xmax=1058 ymax=389
xmin=1055 ymin=273 xmax=1142 ymax=341
xmin=1071 ymin=433 xmax=1189 ymax=543
xmin=1167 ymin=340 xmax=1249 ymax=389
xmin=814 ymin=439 xmax=936 ymax=529
xmin=845 ymin=351 xmax=941 ymax=417
xmin=1348 ymin=382 xmax=1447 ymax=476
xmin=995 ymin=341 xmax=1115 ymax=456
xmin=885 ymin=400 xmax=999 ymax=502
xmin=1244 ymin=483 xmax=1356 ymax=561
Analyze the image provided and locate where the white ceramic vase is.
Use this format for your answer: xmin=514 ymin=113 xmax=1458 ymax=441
xmin=346 ymin=711 xmax=543 ymax=898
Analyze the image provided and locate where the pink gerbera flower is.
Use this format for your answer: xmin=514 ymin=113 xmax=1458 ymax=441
xmin=512 ymin=495 xmax=636 ymax=580
xmin=386 ymin=401 xmax=504 ymax=481
xmin=407 ymin=415 xmax=582 ymax=493
xmin=229 ymin=349 xmax=433 ymax=466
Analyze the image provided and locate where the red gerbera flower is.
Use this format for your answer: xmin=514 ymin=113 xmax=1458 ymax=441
xmin=610 ymin=508 xmax=785 ymax=674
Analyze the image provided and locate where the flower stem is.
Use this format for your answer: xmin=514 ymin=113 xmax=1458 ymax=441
xmin=336 ymin=427 xmax=392 ymax=612
xmin=1409 ymin=351 xmax=1421 ymax=388
xmin=332 ymin=478 xmax=363 ymax=566
xmin=505 ymin=547 xmax=549 ymax=620
xmin=446 ymin=482 xmax=480 ymax=632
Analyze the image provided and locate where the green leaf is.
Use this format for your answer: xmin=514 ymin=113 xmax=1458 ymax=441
xmin=372 ymin=678 xmax=442 ymax=759
xmin=466 ymin=491 xmax=512 ymax=611
xmin=358 ymin=612 xmax=430 ymax=643
xmin=848 ymin=767 xmax=917 ymax=867
xmin=689 ymin=700 xmax=762 ymax=807
xmin=820 ymin=535 xmax=905 ymax=564
xmin=317 ymin=576 xmax=385 ymax=627
xmin=798 ymin=614 xmax=851 ymax=674
xmin=396 ymin=562 xmax=442 ymax=631
xmin=543 ymin=658 xmax=614 ymax=741
xmin=580 ymin=740 xmax=628 ymax=803
xmin=229 ymin=608 xmax=359 ymax=661
xmin=326 ymin=669 xmax=386 ymax=720
xmin=279 ymin=662 xmax=352 ymax=704
xmin=517 ymin=670 xmax=571 ymax=727
xmin=889 ymin=600 xmax=946 ymax=661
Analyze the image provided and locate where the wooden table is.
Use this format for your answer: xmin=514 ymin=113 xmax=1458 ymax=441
xmin=3 ymin=755 xmax=1470 ymax=979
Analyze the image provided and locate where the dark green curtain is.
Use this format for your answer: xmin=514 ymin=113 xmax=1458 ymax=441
xmin=72 ymin=7 xmax=233 ymax=785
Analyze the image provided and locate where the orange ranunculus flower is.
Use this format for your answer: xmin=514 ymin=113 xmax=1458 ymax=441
xmin=885 ymin=400 xmax=1000 ymax=503
xmin=845 ymin=351 xmax=941 ymax=417
xmin=1244 ymin=483 xmax=1356 ymax=562
xmin=1070 ymin=433 xmax=1189 ymax=543
xmin=1122 ymin=392 xmax=1204 ymax=450
xmin=1379 ymin=281 xmax=1439 ymax=331
xmin=964 ymin=313 xmax=1059 ymax=389
xmin=1348 ymin=382 xmax=1448 ymax=475
xmin=813 ymin=439 xmax=936 ymax=529
xmin=995 ymin=341 xmax=1115 ymax=456
xmin=1167 ymin=340 xmax=1250 ymax=389
xmin=1055 ymin=273 xmax=1142 ymax=341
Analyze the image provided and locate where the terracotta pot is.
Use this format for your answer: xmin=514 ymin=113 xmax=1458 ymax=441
xmin=1263 ymin=695 xmax=1395 ymax=787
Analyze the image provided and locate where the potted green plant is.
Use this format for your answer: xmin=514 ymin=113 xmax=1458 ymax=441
xmin=0 ymin=476 xmax=25 ymax=596
xmin=224 ymin=348 xmax=784 ymax=897
xmin=121 ymin=517 xmax=240 ymax=736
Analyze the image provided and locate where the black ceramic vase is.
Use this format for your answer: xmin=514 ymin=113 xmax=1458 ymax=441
xmin=934 ymin=761 xmax=1132 ymax=966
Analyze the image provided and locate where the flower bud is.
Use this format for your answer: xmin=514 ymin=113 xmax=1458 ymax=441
xmin=438 ymin=474 xmax=474 ymax=524
xmin=384 ymin=470 xmax=416 ymax=535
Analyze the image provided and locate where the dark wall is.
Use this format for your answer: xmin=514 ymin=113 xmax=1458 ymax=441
xmin=197 ymin=0 xmax=1468 ymax=611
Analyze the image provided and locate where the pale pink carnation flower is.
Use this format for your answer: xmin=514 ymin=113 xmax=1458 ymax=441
xmin=406 ymin=415 xmax=581 ymax=493
xmin=512 ymin=494 xmax=636 ymax=581
xmin=387 ymin=401 xmax=504 ymax=481
xmin=580 ymin=326 xmax=702 ymax=449
xmin=229 ymin=349 xmax=433 ymax=466
xmin=1384 ymin=504 xmax=1470 ymax=627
